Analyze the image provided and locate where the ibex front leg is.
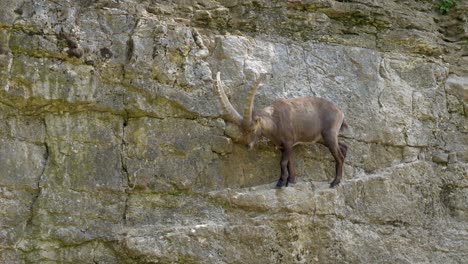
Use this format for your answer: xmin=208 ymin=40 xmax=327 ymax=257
xmin=277 ymin=145 xmax=294 ymax=188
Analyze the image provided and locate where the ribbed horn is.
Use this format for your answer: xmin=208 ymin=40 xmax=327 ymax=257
xmin=214 ymin=72 xmax=243 ymax=126
xmin=242 ymin=73 xmax=265 ymax=129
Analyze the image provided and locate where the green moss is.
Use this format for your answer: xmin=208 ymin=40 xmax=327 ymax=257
xmin=0 ymin=22 xmax=40 ymax=34
xmin=7 ymin=28 xmax=82 ymax=64
xmin=439 ymin=0 xmax=458 ymax=13
xmin=150 ymin=65 xmax=172 ymax=84
xmin=100 ymin=64 xmax=125 ymax=83
xmin=10 ymin=47 xmax=77 ymax=63
xmin=121 ymin=82 xmax=198 ymax=119
xmin=156 ymin=96 xmax=197 ymax=118
xmin=166 ymin=49 xmax=186 ymax=65
xmin=330 ymin=12 xmax=389 ymax=30
xmin=11 ymin=23 xmax=41 ymax=35
xmin=166 ymin=189 xmax=186 ymax=197
xmin=0 ymin=90 xmax=114 ymax=116
xmin=10 ymin=77 xmax=34 ymax=90
xmin=208 ymin=195 xmax=231 ymax=210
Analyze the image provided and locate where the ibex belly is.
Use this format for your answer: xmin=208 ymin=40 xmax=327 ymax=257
xmin=291 ymin=116 xmax=324 ymax=146
xmin=293 ymin=134 xmax=323 ymax=146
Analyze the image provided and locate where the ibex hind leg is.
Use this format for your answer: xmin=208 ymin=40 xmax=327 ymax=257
xmin=286 ymin=159 xmax=296 ymax=187
xmin=286 ymin=145 xmax=296 ymax=187
xmin=339 ymin=142 xmax=348 ymax=159
xmin=277 ymin=145 xmax=293 ymax=188
xmin=324 ymin=135 xmax=345 ymax=188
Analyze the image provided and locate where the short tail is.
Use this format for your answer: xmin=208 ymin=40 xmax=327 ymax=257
xmin=340 ymin=120 xmax=349 ymax=135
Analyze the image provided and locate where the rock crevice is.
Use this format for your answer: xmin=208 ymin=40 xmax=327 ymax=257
xmin=0 ymin=0 xmax=466 ymax=263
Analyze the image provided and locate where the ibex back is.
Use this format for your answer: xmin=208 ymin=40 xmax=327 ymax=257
xmin=214 ymin=72 xmax=348 ymax=188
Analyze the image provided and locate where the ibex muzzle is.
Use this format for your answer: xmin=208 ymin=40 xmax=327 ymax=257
xmin=214 ymin=72 xmax=348 ymax=188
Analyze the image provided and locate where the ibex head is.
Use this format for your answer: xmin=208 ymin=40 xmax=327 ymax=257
xmin=214 ymin=72 xmax=266 ymax=148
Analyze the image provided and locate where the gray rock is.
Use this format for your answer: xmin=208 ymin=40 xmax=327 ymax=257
xmin=433 ymin=151 xmax=449 ymax=164
xmin=0 ymin=0 xmax=467 ymax=263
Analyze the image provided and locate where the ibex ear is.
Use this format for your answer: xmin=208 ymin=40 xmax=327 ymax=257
xmin=252 ymin=116 xmax=262 ymax=131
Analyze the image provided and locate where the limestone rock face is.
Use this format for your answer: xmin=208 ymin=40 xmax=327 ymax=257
xmin=0 ymin=0 xmax=467 ymax=263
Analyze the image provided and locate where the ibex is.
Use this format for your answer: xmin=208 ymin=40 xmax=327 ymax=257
xmin=214 ymin=72 xmax=348 ymax=188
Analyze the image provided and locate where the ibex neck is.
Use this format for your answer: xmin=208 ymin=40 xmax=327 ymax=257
xmin=257 ymin=107 xmax=277 ymax=140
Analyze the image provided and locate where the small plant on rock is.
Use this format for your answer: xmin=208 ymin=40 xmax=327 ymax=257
xmin=439 ymin=0 xmax=458 ymax=14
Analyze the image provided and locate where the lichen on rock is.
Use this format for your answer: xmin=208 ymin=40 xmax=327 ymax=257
xmin=0 ymin=0 xmax=467 ymax=263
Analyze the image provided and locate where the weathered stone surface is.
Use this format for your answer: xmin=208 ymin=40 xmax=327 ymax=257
xmin=0 ymin=139 xmax=46 ymax=189
xmin=0 ymin=0 xmax=467 ymax=263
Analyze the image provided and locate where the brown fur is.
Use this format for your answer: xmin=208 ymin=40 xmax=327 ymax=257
xmin=215 ymin=73 xmax=348 ymax=188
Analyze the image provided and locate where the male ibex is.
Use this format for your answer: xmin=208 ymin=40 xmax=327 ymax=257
xmin=214 ymin=72 xmax=348 ymax=188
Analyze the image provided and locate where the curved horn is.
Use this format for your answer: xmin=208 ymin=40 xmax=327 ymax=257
xmin=242 ymin=73 xmax=265 ymax=129
xmin=215 ymin=72 xmax=243 ymax=125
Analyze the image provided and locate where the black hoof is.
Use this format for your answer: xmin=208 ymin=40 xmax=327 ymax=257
xmin=286 ymin=178 xmax=296 ymax=187
xmin=330 ymin=180 xmax=340 ymax=188
xmin=276 ymin=179 xmax=286 ymax=188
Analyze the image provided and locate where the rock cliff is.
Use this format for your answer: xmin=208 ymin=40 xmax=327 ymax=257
xmin=0 ymin=0 xmax=466 ymax=263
